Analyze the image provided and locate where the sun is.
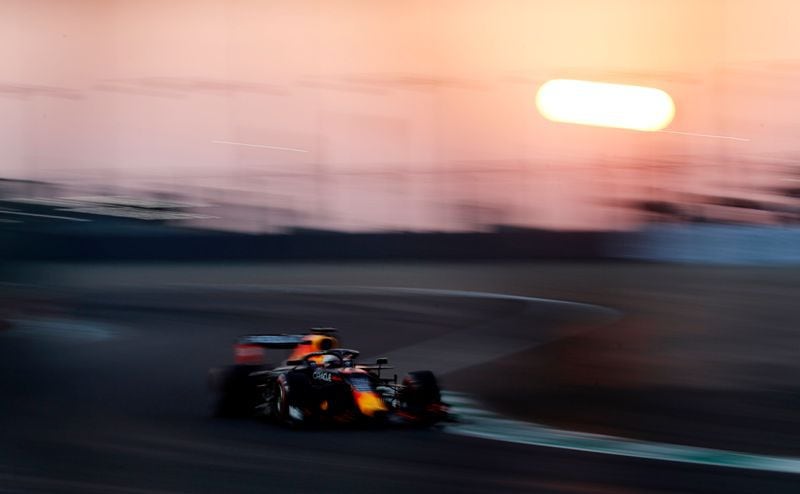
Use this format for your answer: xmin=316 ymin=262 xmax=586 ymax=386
xmin=536 ymin=79 xmax=675 ymax=132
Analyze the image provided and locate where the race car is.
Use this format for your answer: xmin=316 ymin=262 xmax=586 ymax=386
xmin=208 ymin=328 xmax=449 ymax=426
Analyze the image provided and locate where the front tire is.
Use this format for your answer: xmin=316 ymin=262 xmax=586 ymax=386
xmin=272 ymin=374 xmax=308 ymax=427
xmin=399 ymin=370 xmax=444 ymax=425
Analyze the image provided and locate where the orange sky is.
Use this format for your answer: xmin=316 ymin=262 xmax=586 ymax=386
xmin=1 ymin=1 xmax=799 ymax=230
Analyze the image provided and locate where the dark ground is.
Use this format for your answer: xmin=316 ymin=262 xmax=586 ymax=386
xmin=1 ymin=261 xmax=799 ymax=493
xmin=19 ymin=261 xmax=800 ymax=453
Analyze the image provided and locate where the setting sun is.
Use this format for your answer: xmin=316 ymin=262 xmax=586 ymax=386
xmin=536 ymin=79 xmax=675 ymax=131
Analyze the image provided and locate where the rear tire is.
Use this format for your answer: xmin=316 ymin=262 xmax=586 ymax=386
xmin=273 ymin=379 xmax=290 ymax=423
xmin=209 ymin=365 xmax=267 ymax=418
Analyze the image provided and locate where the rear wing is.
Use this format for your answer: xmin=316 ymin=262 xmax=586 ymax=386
xmin=234 ymin=334 xmax=309 ymax=364
xmin=233 ymin=329 xmax=339 ymax=365
xmin=237 ymin=329 xmax=337 ymax=348
xmin=237 ymin=334 xmax=309 ymax=349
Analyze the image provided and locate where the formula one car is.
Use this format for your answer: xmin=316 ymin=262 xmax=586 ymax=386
xmin=208 ymin=328 xmax=449 ymax=426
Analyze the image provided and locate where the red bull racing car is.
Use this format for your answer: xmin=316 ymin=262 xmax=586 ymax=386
xmin=208 ymin=328 xmax=449 ymax=426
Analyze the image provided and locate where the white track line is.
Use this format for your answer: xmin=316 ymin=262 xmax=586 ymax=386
xmin=443 ymin=391 xmax=800 ymax=475
xmin=170 ymin=283 xmax=618 ymax=375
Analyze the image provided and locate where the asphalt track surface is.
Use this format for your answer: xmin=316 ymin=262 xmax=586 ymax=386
xmin=2 ymin=284 xmax=799 ymax=493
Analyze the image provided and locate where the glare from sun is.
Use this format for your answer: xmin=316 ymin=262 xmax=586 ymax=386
xmin=536 ymin=79 xmax=675 ymax=132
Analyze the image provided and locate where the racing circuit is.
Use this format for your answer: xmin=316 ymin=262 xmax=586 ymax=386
xmin=2 ymin=263 xmax=800 ymax=493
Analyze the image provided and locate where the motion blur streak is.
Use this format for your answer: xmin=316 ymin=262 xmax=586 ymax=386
xmin=210 ymin=140 xmax=309 ymax=153
xmin=657 ymin=130 xmax=751 ymax=141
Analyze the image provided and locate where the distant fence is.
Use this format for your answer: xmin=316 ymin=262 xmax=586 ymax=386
xmin=3 ymin=224 xmax=799 ymax=264
xmin=614 ymin=225 xmax=800 ymax=265
xmin=0 ymin=229 xmax=610 ymax=261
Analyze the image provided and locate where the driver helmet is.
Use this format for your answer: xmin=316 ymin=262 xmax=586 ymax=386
xmin=321 ymin=354 xmax=341 ymax=369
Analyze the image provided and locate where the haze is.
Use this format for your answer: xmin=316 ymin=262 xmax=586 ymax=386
xmin=1 ymin=0 xmax=798 ymax=230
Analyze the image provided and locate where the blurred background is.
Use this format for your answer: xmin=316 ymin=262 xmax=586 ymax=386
xmin=2 ymin=2 xmax=800 ymax=493
xmin=1 ymin=0 xmax=799 ymax=239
